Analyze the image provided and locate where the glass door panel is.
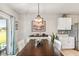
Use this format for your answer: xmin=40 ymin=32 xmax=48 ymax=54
xmin=0 ymin=19 xmax=7 ymax=55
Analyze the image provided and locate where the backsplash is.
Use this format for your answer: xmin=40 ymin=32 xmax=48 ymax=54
xmin=58 ymin=30 xmax=70 ymax=34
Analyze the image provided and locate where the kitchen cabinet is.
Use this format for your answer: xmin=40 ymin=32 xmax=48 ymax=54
xmin=58 ymin=35 xmax=74 ymax=49
xmin=57 ymin=18 xmax=72 ymax=30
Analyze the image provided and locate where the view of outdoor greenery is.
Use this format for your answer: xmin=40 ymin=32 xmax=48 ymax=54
xmin=0 ymin=20 xmax=6 ymax=49
xmin=0 ymin=28 xmax=6 ymax=49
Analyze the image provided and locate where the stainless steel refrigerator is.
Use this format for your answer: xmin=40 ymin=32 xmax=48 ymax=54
xmin=68 ymin=23 xmax=79 ymax=50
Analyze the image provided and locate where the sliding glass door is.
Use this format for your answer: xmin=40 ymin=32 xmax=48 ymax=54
xmin=0 ymin=19 xmax=7 ymax=55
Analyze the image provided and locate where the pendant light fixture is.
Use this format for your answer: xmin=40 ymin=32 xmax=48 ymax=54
xmin=34 ymin=3 xmax=43 ymax=24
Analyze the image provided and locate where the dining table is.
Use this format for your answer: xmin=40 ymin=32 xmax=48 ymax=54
xmin=17 ymin=39 xmax=63 ymax=56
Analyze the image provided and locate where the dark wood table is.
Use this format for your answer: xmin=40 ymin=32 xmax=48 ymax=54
xmin=17 ymin=39 xmax=54 ymax=56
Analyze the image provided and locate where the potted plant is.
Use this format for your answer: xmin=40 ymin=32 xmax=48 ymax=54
xmin=51 ymin=33 xmax=62 ymax=51
xmin=51 ymin=33 xmax=56 ymax=44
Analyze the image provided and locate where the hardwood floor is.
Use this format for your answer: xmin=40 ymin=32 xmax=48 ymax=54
xmin=61 ymin=49 xmax=79 ymax=56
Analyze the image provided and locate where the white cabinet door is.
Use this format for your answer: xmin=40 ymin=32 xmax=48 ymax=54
xmin=65 ymin=18 xmax=72 ymax=30
xmin=61 ymin=37 xmax=69 ymax=49
xmin=57 ymin=18 xmax=66 ymax=30
xmin=57 ymin=18 xmax=72 ymax=30
xmin=67 ymin=37 xmax=74 ymax=48
xmin=59 ymin=35 xmax=74 ymax=49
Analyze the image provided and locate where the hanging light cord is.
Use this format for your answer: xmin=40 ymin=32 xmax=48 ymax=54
xmin=38 ymin=3 xmax=39 ymax=15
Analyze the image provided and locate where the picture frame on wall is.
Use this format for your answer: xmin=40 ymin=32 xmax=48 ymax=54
xmin=32 ymin=20 xmax=46 ymax=32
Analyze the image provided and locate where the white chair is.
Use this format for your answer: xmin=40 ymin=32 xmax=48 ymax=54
xmin=53 ymin=39 xmax=61 ymax=51
xmin=53 ymin=39 xmax=62 ymax=56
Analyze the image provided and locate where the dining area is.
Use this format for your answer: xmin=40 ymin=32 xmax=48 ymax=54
xmin=17 ymin=38 xmax=63 ymax=56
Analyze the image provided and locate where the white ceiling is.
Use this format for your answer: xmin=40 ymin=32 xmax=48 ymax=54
xmin=6 ymin=3 xmax=79 ymax=15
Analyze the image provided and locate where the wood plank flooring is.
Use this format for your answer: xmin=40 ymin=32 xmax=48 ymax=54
xmin=61 ymin=49 xmax=79 ymax=56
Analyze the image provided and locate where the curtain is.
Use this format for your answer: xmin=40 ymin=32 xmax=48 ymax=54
xmin=10 ymin=16 xmax=17 ymax=55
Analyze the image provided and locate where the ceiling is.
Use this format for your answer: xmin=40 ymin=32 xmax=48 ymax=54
xmin=6 ymin=3 xmax=79 ymax=15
